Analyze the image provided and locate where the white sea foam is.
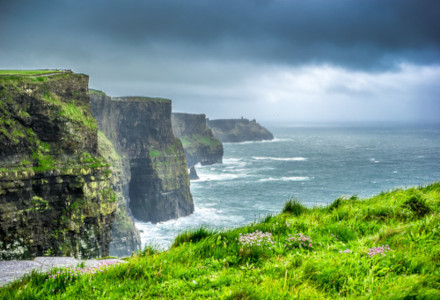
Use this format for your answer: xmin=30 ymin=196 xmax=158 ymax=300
xmin=258 ymin=176 xmax=310 ymax=182
xmin=253 ymin=156 xmax=307 ymax=161
xmin=223 ymin=158 xmax=242 ymax=164
xmin=192 ymin=173 xmax=238 ymax=182
xmin=135 ymin=206 xmax=244 ymax=249
xmin=228 ymin=138 xmax=292 ymax=145
xmin=223 ymin=158 xmax=248 ymax=168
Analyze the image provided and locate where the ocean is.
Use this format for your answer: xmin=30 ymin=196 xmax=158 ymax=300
xmin=136 ymin=124 xmax=440 ymax=249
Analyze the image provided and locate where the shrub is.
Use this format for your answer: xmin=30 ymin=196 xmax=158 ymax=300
xmin=283 ymin=198 xmax=307 ymax=216
xmin=171 ymin=227 xmax=215 ymax=248
xmin=328 ymin=198 xmax=342 ymax=211
xmin=139 ymin=245 xmax=159 ymax=256
xmin=402 ymin=195 xmax=431 ymax=218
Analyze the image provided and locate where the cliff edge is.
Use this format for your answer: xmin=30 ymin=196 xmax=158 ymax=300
xmin=207 ymin=118 xmax=274 ymax=143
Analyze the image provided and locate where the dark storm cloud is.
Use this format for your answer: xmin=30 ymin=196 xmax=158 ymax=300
xmin=1 ymin=0 xmax=439 ymax=123
xmin=1 ymin=0 xmax=440 ymax=70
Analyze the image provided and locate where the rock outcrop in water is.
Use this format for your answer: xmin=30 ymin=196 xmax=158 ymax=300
xmin=207 ymin=118 xmax=274 ymax=143
xmin=0 ymin=71 xmax=117 ymax=260
xmin=90 ymin=91 xmax=194 ymax=224
xmin=171 ymin=113 xmax=223 ymax=168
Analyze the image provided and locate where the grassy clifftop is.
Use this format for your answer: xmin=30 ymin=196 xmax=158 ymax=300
xmin=2 ymin=183 xmax=440 ymax=298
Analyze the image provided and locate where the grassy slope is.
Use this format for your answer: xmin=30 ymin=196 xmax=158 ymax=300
xmin=1 ymin=183 xmax=439 ymax=299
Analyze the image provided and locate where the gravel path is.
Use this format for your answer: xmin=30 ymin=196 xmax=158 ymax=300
xmin=0 ymin=257 xmax=124 ymax=287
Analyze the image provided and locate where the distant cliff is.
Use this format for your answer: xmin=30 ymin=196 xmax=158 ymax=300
xmin=90 ymin=91 xmax=194 ymax=224
xmin=207 ymin=118 xmax=274 ymax=142
xmin=172 ymin=113 xmax=223 ymax=168
xmin=0 ymin=71 xmax=117 ymax=260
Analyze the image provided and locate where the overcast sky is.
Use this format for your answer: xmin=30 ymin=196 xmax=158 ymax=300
xmin=1 ymin=0 xmax=439 ymax=123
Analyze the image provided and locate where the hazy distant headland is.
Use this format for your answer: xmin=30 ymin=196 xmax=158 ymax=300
xmin=207 ymin=117 xmax=274 ymax=143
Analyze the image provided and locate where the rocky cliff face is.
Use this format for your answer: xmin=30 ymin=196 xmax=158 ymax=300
xmin=172 ymin=113 xmax=223 ymax=168
xmin=207 ymin=118 xmax=274 ymax=143
xmin=97 ymin=131 xmax=141 ymax=257
xmin=0 ymin=71 xmax=117 ymax=260
xmin=90 ymin=91 xmax=194 ymax=224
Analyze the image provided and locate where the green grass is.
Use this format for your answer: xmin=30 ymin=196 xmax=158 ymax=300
xmin=42 ymin=92 xmax=97 ymax=130
xmin=112 ymin=96 xmax=171 ymax=103
xmin=0 ymin=70 xmax=64 ymax=76
xmin=149 ymin=148 xmax=161 ymax=158
xmin=1 ymin=182 xmax=440 ymax=298
xmin=282 ymin=198 xmax=307 ymax=216
xmin=180 ymin=133 xmax=222 ymax=150
xmin=88 ymin=89 xmax=107 ymax=97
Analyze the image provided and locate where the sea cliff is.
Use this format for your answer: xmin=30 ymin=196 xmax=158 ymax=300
xmin=207 ymin=118 xmax=274 ymax=142
xmin=172 ymin=113 xmax=223 ymax=168
xmin=96 ymin=131 xmax=141 ymax=257
xmin=0 ymin=71 xmax=117 ymax=259
xmin=90 ymin=91 xmax=194 ymax=224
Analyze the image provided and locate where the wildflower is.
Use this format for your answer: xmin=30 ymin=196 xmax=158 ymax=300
xmin=238 ymin=230 xmax=274 ymax=248
xmin=285 ymin=233 xmax=313 ymax=250
xmin=367 ymin=245 xmax=391 ymax=258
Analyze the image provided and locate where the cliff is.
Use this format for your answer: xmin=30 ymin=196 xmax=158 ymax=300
xmin=97 ymin=131 xmax=141 ymax=257
xmin=90 ymin=91 xmax=194 ymax=224
xmin=207 ymin=118 xmax=274 ymax=143
xmin=0 ymin=71 xmax=117 ymax=260
xmin=171 ymin=113 xmax=223 ymax=168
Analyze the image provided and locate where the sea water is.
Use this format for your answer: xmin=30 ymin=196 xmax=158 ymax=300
xmin=136 ymin=124 xmax=440 ymax=249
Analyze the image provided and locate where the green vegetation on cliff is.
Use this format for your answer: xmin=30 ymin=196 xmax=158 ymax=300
xmin=97 ymin=130 xmax=141 ymax=256
xmin=0 ymin=70 xmax=65 ymax=76
xmin=171 ymin=113 xmax=223 ymax=168
xmin=42 ymin=92 xmax=97 ymax=130
xmin=179 ymin=133 xmax=221 ymax=149
xmin=1 ymin=71 xmax=117 ymax=260
xmin=2 ymin=183 xmax=439 ymax=298
xmin=90 ymin=92 xmax=194 ymax=224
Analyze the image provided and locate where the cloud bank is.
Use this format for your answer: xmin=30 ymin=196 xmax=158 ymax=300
xmin=1 ymin=0 xmax=439 ymax=123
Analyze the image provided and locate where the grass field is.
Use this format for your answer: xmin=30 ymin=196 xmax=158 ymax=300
xmin=0 ymin=70 xmax=65 ymax=76
xmin=1 ymin=182 xmax=439 ymax=299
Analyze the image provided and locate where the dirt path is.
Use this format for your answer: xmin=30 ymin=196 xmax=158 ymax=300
xmin=0 ymin=257 xmax=124 ymax=287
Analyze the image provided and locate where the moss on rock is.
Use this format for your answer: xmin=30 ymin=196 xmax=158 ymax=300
xmin=0 ymin=71 xmax=117 ymax=260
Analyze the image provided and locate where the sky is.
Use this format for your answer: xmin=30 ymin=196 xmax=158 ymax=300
xmin=1 ymin=0 xmax=439 ymax=124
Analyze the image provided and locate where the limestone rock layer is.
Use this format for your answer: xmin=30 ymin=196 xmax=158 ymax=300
xmin=90 ymin=92 xmax=194 ymax=224
xmin=0 ymin=71 xmax=116 ymax=260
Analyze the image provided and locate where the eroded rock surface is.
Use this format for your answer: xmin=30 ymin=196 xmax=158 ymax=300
xmin=0 ymin=71 xmax=117 ymax=260
xmin=90 ymin=91 xmax=193 ymax=224
xmin=172 ymin=113 xmax=223 ymax=168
